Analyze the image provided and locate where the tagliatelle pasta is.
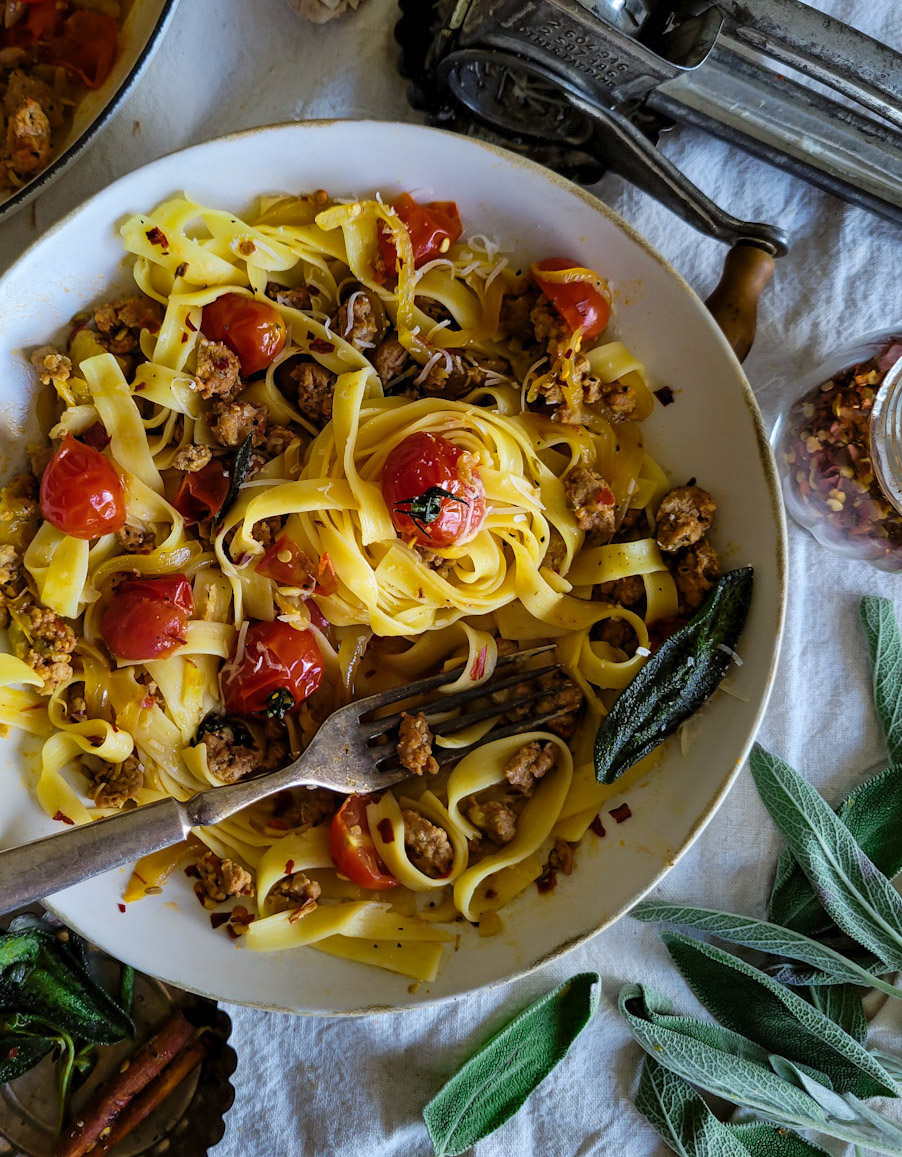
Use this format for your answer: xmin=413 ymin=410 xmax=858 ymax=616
xmin=0 ymin=187 xmax=725 ymax=984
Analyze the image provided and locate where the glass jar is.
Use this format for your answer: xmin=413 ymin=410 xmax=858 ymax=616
xmin=772 ymin=328 xmax=902 ymax=570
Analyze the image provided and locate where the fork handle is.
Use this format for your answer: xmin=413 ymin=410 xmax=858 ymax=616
xmin=0 ymin=798 xmax=189 ymax=917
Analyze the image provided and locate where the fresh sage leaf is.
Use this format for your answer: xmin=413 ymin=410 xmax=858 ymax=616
xmin=423 ymin=972 xmax=599 ymax=1157
xmin=594 ymin=567 xmax=753 ymax=783
xmin=660 ymin=932 xmax=897 ymax=1099
xmin=636 ymin=1054 xmax=830 ymax=1157
xmin=0 ymin=1031 xmax=57 ymax=1083
xmin=633 ymin=902 xmax=900 ymax=998
xmin=212 ymin=432 xmax=255 ymax=532
xmin=620 ymin=984 xmax=902 ymax=1156
xmin=860 ymin=596 xmax=902 ymax=764
xmin=807 ymin=985 xmax=868 ymax=1045
xmin=750 ymin=745 xmax=902 ymax=972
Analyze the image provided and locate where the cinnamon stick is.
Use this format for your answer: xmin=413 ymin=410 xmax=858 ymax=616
xmin=54 ymin=1010 xmax=194 ymax=1157
xmin=95 ymin=1036 xmax=208 ymax=1154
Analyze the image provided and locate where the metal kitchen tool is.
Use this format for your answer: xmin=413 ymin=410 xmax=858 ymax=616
xmin=397 ymin=0 xmax=902 ymax=234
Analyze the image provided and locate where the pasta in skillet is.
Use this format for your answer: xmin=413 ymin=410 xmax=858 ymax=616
xmin=0 ymin=189 xmax=724 ymax=982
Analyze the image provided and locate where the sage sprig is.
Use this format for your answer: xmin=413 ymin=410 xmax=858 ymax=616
xmin=750 ymin=744 xmax=902 ymax=971
xmin=423 ymin=972 xmax=599 ymax=1156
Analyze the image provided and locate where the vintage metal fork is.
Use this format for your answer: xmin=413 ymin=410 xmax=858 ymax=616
xmin=0 ymin=645 xmax=571 ymax=916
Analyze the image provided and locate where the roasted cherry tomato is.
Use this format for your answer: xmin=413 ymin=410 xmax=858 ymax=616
xmin=381 ymin=431 xmax=486 ymax=549
xmin=531 ymin=257 xmax=611 ymax=341
xmin=255 ymin=534 xmax=316 ymax=588
xmin=201 ymin=293 xmax=287 ymax=377
xmin=220 ymin=620 xmax=324 ymax=718
xmin=328 ymin=796 xmax=399 ymax=890
xmin=377 ymin=194 xmax=463 ymax=275
xmin=100 ymin=574 xmax=193 ymax=661
xmin=172 ymin=459 xmax=230 ymax=525
xmin=48 ymin=11 xmax=118 ymax=88
xmin=40 ymin=433 xmax=125 ymax=540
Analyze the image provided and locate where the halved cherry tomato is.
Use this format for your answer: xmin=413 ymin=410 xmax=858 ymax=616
xmin=40 ymin=434 xmax=125 ymax=540
xmin=47 ymin=11 xmax=118 ymax=87
xmin=255 ymin=534 xmax=317 ymax=588
xmin=531 ymin=257 xmax=611 ymax=341
xmin=172 ymin=459 xmax=230 ymax=525
xmin=220 ymin=620 xmax=324 ymax=718
xmin=377 ymin=194 xmax=463 ymax=275
xmin=100 ymin=574 xmax=193 ymax=661
xmin=19 ymin=0 xmax=64 ymax=42
xmin=381 ymin=431 xmax=486 ymax=549
xmin=201 ymin=293 xmax=287 ymax=377
xmin=328 ymin=796 xmax=399 ymax=890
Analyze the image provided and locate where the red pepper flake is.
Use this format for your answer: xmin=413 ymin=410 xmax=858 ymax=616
xmin=316 ymin=552 xmax=337 ymax=596
xmin=284 ymin=859 xmax=295 ymax=875
xmin=78 ymin=421 xmax=110 ymax=450
xmin=599 ymin=487 xmax=615 ymax=506
xmin=145 ymin=226 xmax=169 ymax=247
xmin=376 ymin=818 xmax=395 ymax=843
xmin=536 ymin=868 xmax=557 ymax=894
xmin=134 ymin=382 xmax=146 ymax=392
xmin=184 ymin=864 xmax=200 ymax=878
xmin=141 ymin=696 xmax=155 ymax=710
xmin=287 ymin=898 xmax=317 ymax=924
xmin=470 ymin=645 xmax=488 ymax=681
xmin=185 ymin=316 xmax=197 ymax=332
xmin=654 ymin=386 xmax=675 ymax=406
xmin=117 ymin=903 xmax=126 ymax=913
xmin=609 ymin=803 xmax=632 ymax=824
xmin=231 ymin=906 xmax=254 ymax=925
xmin=485 ymin=887 xmax=497 ymax=900
xmin=180 ymin=332 xmax=188 ymax=343
xmin=589 ymin=814 xmax=606 ymax=837
xmin=310 ymin=338 xmax=335 ymax=353
xmin=52 ymin=811 xmax=74 ymax=825
xmin=7 ymin=1047 xmax=18 ymax=1059
xmin=210 ymin=912 xmax=230 ymax=929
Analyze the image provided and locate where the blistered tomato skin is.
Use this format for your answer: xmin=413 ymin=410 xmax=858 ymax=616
xmin=201 ymin=293 xmax=287 ymax=376
xmin=381 ymin=431 xmax=487 ymax=548
xmin=220 ymin=620 xmax=324 ymax=717
xmin=328 ymin=796 xmax=399 ymax=890
xmin=100 ymin=574 xmax=193 ymax=661
xmin=532 ymin=257 xmax=611 ymax=342
xmin=377 ymin=194 xmax=463 ymax=274
xmin=39 ymin=434 xmax=126 ymax=540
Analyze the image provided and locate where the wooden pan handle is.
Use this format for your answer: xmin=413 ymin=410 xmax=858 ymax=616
xmin=704 ymin=243 xmax=775 ymax=363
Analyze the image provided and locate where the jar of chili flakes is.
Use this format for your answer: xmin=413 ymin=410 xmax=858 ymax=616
xmin=773 ymin=329 xmax=902 ymax=570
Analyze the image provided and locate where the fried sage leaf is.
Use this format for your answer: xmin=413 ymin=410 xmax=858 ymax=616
xmin=660 ymin=932 xmax=896 ymax=1099
xmin=0 ymin=1031 xmax=58 ymax=1084
xmin=751 ymin=745 xmax=902 ymax=972
xmin=423 ymin=973 xmax=599 ymax=1156
xmin=211 ymin=431 xmax=255 ymax=532
xmin=632 ymin=902 xmax=900 ymax=997
xmin=636 ymin=1055 xmax=830 ymax=1157
xmin=594 ymin=567 xmax=753 ymax=784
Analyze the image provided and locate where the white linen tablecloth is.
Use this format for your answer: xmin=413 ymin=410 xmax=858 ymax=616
xmin=2 ymin=1 xmax=901 ymax=1153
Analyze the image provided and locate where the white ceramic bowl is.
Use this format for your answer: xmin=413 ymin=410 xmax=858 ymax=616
xmin=0 ymin=0 xmax=179 ymax=221
xmin=0 ymin=121 xmax=786 ymax=1014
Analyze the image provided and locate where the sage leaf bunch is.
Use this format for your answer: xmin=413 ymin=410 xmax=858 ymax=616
xmin=423 ymin=972 xmax=599 ymax=1156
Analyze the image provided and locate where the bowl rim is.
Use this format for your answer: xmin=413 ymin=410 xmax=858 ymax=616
xmin=0 ymin=0 xmax=181 ymax=224
xmin=4 ymin=116 xmax=787 ymax=1014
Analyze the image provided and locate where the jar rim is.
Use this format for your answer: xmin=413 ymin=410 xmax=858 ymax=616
xmin=870 ymin=353 xmax=902 ymax=517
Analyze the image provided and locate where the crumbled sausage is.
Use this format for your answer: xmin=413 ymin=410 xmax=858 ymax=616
xmin=194 ymin=337 xmax=242 ymax=400
xmin=402 ymin=809 xmax=453 ymax=877
xmin=504 ymin=740 xmax=556 ymax=795
xmin=420 ymin=353 xmax=511 ymax=399
xmin=597 ymin=575 xmax=645 ymax=607
xmin=172 ymin=444 xmax=212 ymax=472
xmin=0 ymin=544 xmax=20 ymax=587
xmin=262 ymin=424 xmax=296 ymax=458
xmin=398 ymin=711 xmax=439 ymax=776
xmin=6 ymin=97 xmax=50 ymax=176
xmin=536 ymin=680 xmax=584 ymax=740
xmin=268 ymin=786 xmax=337 ymax=830
xmin=531 ymin=297 xmax=570 ymax=359
xmin=266 ymin=282 xmax=311 ymax=311
xmin=67 ymin=695 xmax=88 ymax=723
xmin=193 ymin=850 xmax=253 ymax=906
xmin=468 ymin=799 xmax=517 ymax=845
xmin=372 ymin=335 xmax=410 ymax=384
xmin=336 ymin=291 xmax=378 ymax=349
xmin=208 ymin=400 xmax=267 ymax=447
xmin=593 ymin=378 xmax=641 ymax=422
xmin=93 ymin=295 xmax=163 ymax=355
xmin=261 ymin=716 xmax=291 ymax=773
xmin=200 ymin=725 xmax=262 ymax=784
xmin=541 ymin=526 xmax=568 ymax=573
xmin=30 ymin=346 xmax=72 ymax=388
xmin=564 ymin=466 xmax=616 ymax=534
xmin=668 ymin=539 xmax=721 ymax=612
xmin=268 ymin=871 xmax=321 ymax=914
xmin=655 ymin=485 xmax=717 ymax=552
xmin=279 ymin=359 xmax=335 ymax=427
xmin=4 ymin=71 xmax=64 ymax=128
xmin=548 ymin=837 xmax=574 ymax=875
xmin=594 ymin=615 xmax=638 ymax=655
xmin=11 ymin=600 xmax=76 ymax=693
xmin=89 ymin=754 xmax=144 ymax=809
xmin=251 ymin=517 xmax=282 ymax=550
xmin=499 ymin=287 xmax=538 ymax=341
xmin=116 ymin=525 xmax=155 ymax=554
